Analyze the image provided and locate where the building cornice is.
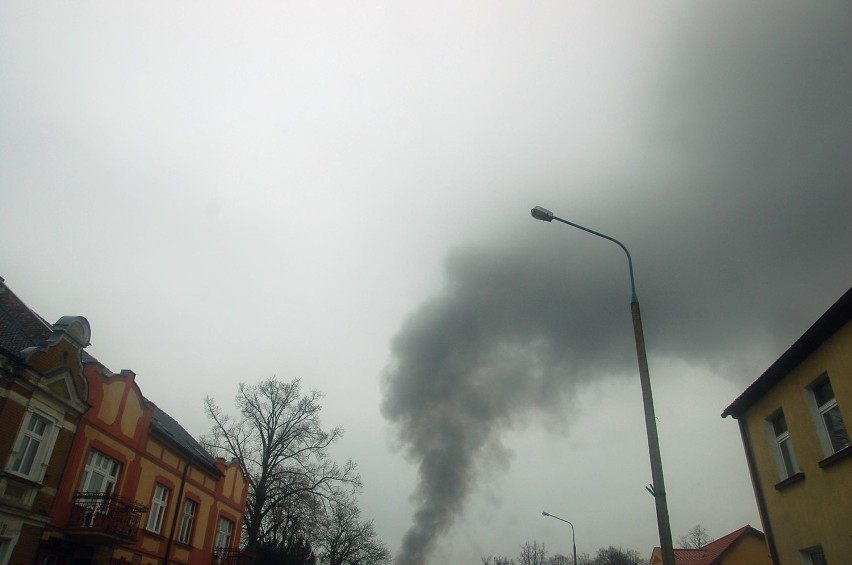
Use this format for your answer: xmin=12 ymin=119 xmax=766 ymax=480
xmin=722 ymin=285 xmax=852 ymax=419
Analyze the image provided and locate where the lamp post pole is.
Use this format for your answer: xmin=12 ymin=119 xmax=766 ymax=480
xmin=531 ymin=206 xmax=675 ymax=565
xmin=542 ymin=512 xmax=577 ymax=565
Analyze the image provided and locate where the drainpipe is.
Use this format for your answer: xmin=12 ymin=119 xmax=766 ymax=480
xmin=737 ymin=418 xmax=779 ymax=565
xmin=164 ymin=455 xmax=193 ymax=565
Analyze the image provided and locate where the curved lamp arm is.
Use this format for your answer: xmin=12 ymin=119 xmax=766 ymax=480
xmin=531 ymin=206 xmax=637 ymax=304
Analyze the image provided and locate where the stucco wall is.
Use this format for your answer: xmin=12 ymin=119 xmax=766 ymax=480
xmin=743 ymin=320 xmax=852 ymax=563
xmin=722 ymin=534 xmax=772 ymax=565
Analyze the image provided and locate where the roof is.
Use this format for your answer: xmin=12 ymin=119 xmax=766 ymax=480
xmin=722 ymin=285 xmax=852 ymax=418
xmin=0 ymin=275 xmax=221 ymax=476
xmin=699 ymin=525 xmax=762 ymax=563
xmin=0 ymin=279 xmax=52 ymax=357
xmin=149 ymin=403 xmax=222 ymax=476
xmin=672 ymin=549 xmax=704 ymax=565
xmin=652 ymin=525 xmax=765 ymax=565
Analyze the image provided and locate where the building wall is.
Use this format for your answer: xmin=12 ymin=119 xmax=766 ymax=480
xmin=722 ymin=534 xmax=773 ymax=565
xmin=44 ymin=362 xmax=248 ymax=565
xmin=742 ymin=319 xmax=852 ymax=564
xmin=0 ymin=282 xmax=247 ymax=565
xmin=0 ymin=330 xmax=88 ymax=565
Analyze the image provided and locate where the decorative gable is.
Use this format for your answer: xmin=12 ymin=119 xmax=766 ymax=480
xmin=23 ymin=330 xmax=89 ymax=408
xmin=45 ymin=369 xmax=75 ymax=400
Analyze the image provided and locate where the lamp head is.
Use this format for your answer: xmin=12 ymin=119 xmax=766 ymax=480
xmin=542 ymin=511 xmax=550 ymax=516
xmin=531 ymin=206 xmax=554 ymax=222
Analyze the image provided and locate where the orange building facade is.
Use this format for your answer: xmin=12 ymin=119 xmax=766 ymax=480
xmin=0 ymin=277 xmax=249 ymax=565
xmin=39 ymin=362 xmax=248 ymax=565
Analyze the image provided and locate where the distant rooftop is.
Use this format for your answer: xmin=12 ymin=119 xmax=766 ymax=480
xmin=651 ymin=525 xmax=765 ymax=565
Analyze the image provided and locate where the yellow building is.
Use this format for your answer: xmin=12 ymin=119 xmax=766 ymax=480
xmin=723 ymin=286 xmax=852 ymax=565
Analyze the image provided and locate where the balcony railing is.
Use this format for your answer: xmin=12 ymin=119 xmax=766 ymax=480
xmin=212 ymin=547 xmax=251 ymax=565
xmin=68 ymin=491 xmax=147 ymax=541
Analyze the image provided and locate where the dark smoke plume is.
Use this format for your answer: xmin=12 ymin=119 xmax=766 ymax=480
xmin=381 ymin=3 xmax=852 ymax=562
xmin=380 ymin=243 xmax=651 ymax=564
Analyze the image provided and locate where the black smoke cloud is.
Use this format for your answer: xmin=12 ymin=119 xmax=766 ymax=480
xmin=381 ymin=244 xmax=641 ymax=564
xmin=382 ymin=3 xmax=852 ymax=563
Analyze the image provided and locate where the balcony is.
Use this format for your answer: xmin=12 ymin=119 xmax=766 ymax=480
xmin=67 ymin=491 xmax=147 ymax=543
xmin=212 ymin=547 xmax=252 ymax=565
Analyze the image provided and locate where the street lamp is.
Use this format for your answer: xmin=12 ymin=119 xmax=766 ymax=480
xmin=542 ymin=511 xmax=577 ymax=565
xmin=530 ymin=206 xmax=675 ymax=565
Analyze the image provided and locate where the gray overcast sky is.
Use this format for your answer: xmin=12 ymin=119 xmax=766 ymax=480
xmin=2 ymin=1 xmax=851 ymax=563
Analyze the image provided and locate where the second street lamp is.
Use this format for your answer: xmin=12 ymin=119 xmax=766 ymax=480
xmin=530 ymin=205 xmax=675 ymax=565
xmin=541 ymin=511 xmax=577 ymax=565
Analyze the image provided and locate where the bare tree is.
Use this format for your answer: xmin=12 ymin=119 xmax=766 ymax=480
xmin=677 ymin=524 xmax=713 ymax=549
xmin=518 ymin=541 xmax=548 ymax=565
xmin=547 ymin=555 xmax=571 ymax=565
xmin=315 ymin=492 xmax=391 ymax=565
xmin=204 ymin=377 xmax=360 ymax=557
xmin=482 ymin=557 xmax=516 ymax=565
xmin=586 ymin=546 xmax=643 ymax=565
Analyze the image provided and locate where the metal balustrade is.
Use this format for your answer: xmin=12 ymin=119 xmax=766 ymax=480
xmin=212 ymin=547 xmax=251 ymax=565
xmin=68 ymin=491 xmax=147 ymax=541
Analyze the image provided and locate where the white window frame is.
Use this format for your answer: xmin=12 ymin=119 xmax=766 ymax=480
xmin=6 ymin=409 xmax=59 ymax=482
xmin=766 ymin=410 xmax=799 ymax=480
xmin=214 ymin=516 xmax=235 ymax=549
xmin=77 ymin=450 xmax=121 ymax=526
xmin=79 ymin=450 xmax=121 ymax=494
xmin=806 ymin=374 xmax=851 ymax=457
xmin=145 ymin=484 xmax=170 ymax=533
xmin=177 ymin=498 xmax=198 ymax=545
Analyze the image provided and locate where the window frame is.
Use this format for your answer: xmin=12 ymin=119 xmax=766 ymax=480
xmin=806 ymin=374 xmax=851 ymax=457
xmin=177 ymin=497 xmax=198 ymax=545
xmin=0 ymin=528 xmax=21 ymax=565
xmin=145 ymin=483 xmax=170 ymax=534
xmin=76 ymin=449 xmax=122 ymax=526
xmin=214 ymin=516 xmax=235 ymax=549
xmin=78 ymin=449 xmax=121 ymax=494
xmin=6 ymin=409 xmax=59 ymax=482
xmin=800 ymin=545 xmax=828 ymax=565
xmin=766 ymin=409 xmax=800 ymax=480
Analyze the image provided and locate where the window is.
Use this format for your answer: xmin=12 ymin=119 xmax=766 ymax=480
xmin=810 ymin=377 xmax=850 ymax=455
xmin=8 ymin=411 xmax=56 ymax=481
xmin=177 ymin=499 xmax=198 ymax=545
xmin=79 ymin=450 xmax=120 ymax=494
xmin=769 ymin=411 xmax=799 ymax=479
xmin=801 ymin=545 xmax=828 ymax=565
xmin=214 ymin=517 xmax=235 ymax=549
xmin=145 ymin=484 xmax=170 ymax=533
xmin=77 ymin=450 xmax=121 ymax=526
xmin=0 ymin=529 xmax=21 ymax=565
